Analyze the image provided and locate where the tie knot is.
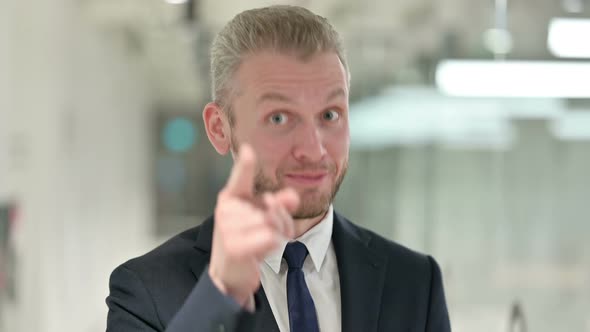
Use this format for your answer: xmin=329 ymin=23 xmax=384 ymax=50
xmin=283 ymin=241 xmax=309 ymax=269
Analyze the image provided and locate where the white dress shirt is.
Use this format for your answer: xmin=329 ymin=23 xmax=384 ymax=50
xmin=259 ymin=205 xmax=341 ymax=332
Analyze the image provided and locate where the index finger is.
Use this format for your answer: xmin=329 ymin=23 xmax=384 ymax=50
xmin=224 ymin=143 xmax=256 ymax=198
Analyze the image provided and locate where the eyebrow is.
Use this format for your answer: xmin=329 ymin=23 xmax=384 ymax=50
xmin=326 ymin=87 xmax=347 ymax=102
xmin=256 ymin=92 xmax=295 ymax=106
xmin=255 ymin=87 xmax=347 ymax=106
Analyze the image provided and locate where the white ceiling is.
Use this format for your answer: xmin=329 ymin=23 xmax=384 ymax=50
xmin=79 ymin=0 xmax=590 ymax=107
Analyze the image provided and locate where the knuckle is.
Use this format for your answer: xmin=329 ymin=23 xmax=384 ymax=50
xmin=217 ymin=189 xmax=229 ymax=201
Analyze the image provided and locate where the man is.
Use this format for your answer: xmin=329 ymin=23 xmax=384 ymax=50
xmin=106 ymin=5 xmax=451 ymax=332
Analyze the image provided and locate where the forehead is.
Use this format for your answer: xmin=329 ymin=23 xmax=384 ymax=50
xmin=233 ymin=51 xmax=349 ymax=101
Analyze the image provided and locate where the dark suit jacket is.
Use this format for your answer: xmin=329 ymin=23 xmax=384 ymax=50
xmin=106 ymin=212 xmax=451 ymax=332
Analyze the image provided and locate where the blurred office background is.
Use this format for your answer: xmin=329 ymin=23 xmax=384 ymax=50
xmin=1 ymin=0 xmax=589 ymax=331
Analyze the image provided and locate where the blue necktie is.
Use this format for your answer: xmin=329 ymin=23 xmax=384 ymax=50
xmin=283 ymin=241 xmax=320 ymax=332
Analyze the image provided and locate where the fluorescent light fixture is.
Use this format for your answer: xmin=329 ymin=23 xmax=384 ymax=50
xmin=436 ymin=60 xmax=590 ymax=98
xmin=548 ymin=18 xmax=590 ymax=58
xmin=349 ymin=87 xmax=515 ymax=149
xmin=164 ymin=0 xmax=188 ymax=4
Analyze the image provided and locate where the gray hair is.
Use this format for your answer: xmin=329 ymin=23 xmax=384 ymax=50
xmin=209 ymin=5 xmax=349 ymax=116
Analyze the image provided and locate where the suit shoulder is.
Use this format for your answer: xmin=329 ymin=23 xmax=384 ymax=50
xmin=337 ymin=214 xmax=434 ymax=272
xmin=116 ymin=221 xmax=208 ymax=277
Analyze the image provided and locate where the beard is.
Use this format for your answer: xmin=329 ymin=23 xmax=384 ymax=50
xmin=254 ymin=160 xmax=348 ymax=219
xmin=230 ymin=133 xmax=348 ymax=219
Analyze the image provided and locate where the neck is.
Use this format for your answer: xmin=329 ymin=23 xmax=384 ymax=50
xmin=292 ymin=208 xmax=330 ymax=239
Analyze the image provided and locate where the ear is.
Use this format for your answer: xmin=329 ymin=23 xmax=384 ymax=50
xmin=202 ymin=102 xmax=231 ymax=155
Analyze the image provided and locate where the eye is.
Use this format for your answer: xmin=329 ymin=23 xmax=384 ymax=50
xmin=269 ymin=112 xmax=289 ymax=125
xmin=322 ymin=109 xmax=340 ymax=121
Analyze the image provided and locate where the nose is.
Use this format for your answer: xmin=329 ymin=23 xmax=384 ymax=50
xmin=292 ymin=123 xmax=327 ymax=163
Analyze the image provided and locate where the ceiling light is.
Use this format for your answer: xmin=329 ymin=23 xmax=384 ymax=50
xmin=548 ymin=18 xmax=590 ymax=58
xmin=436 ymin=60 xmax=590 ymax=98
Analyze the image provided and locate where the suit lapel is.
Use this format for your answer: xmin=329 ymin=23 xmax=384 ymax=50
xmin=191 ymin=216 xmax=280 ymax=332
xmin=332 ymin=212 xmax=387 ymax=332
xmin=190 ymin=216 xmax=214 ymax=280
xmin=253 ymin=286 xmax=281 ymax=332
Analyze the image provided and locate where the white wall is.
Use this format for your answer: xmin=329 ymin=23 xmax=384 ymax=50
xmin=0 ymin=0 xmax=16 ymax=202
xmin=335 ymin=122 xmax=590 ymax=332
xmin=1 ymin=0 xmax=157 ymax=331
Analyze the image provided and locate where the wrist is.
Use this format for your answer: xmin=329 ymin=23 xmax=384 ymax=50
xmin=208 ymin=267 xmax=250 ymax=308
xmin=208 ymin=266 xmax=228 ymax=295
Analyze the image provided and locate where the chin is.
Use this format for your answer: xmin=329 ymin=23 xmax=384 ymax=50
xmin=293 ymin=191 xmax=332 ymax=220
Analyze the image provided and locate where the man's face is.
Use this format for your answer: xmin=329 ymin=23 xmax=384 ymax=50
xmin=227 ymin=51 xmax=350 ymax=219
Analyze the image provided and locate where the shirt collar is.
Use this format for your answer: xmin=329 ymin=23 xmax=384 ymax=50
xmin=264 ymin=205 xmax=334 ymax=274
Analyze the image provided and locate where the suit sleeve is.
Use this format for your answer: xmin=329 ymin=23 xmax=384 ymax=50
xmin=106 ymin=264 xmax=257 ymax=332
xmin=425 ymin=256 xmax=452 ymax=332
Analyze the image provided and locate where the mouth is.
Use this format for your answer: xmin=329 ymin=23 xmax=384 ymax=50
xmin=283 ymin=172 xmax=328 ymax=186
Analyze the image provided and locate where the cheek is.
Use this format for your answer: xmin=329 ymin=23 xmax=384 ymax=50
xmin=250 ymin=132 xmax=290 ymax=175
xmin=326 ymin=126 xmax=350 ymax=163
xmin=252 ymin=129 xmax=291 ymax=154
